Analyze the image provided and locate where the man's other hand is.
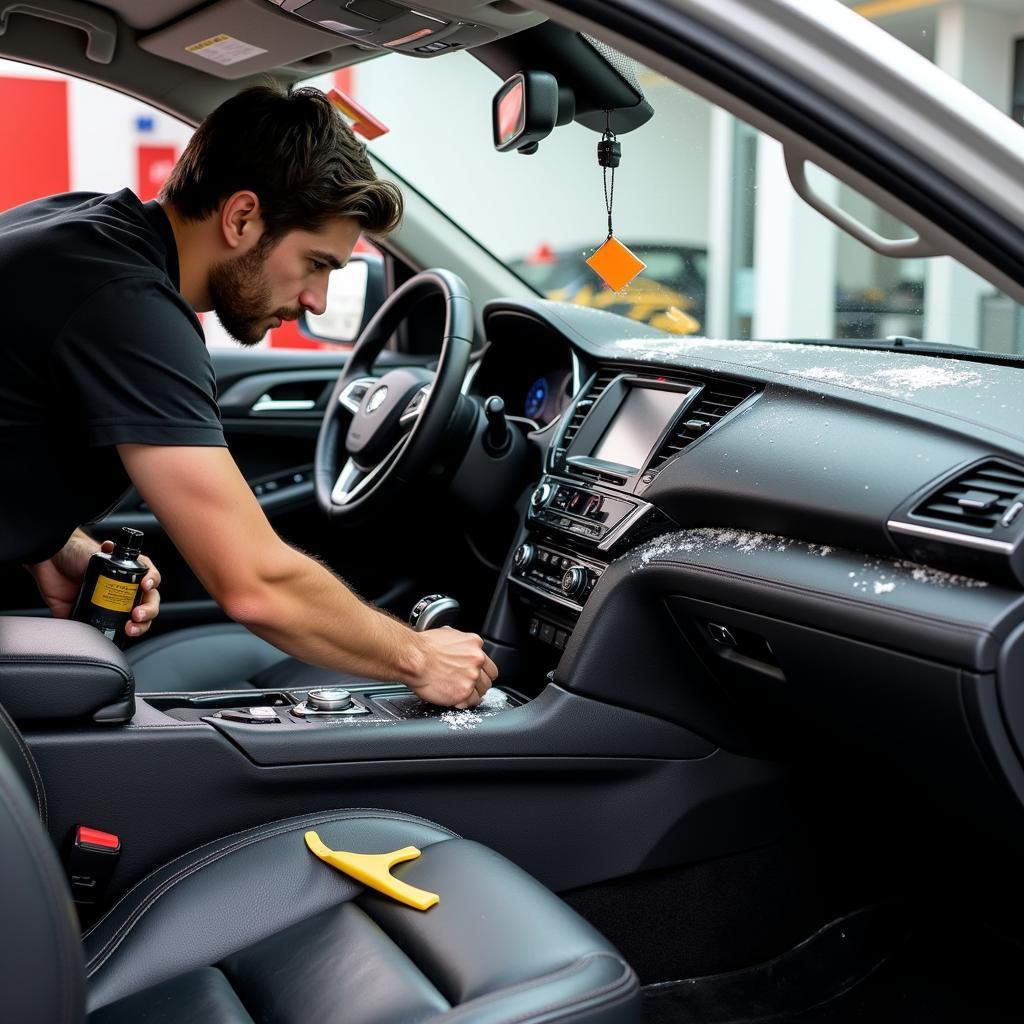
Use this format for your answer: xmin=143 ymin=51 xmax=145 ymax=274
xmin=27 ymin=529 xmax=161 ymax=639
xmin=409 ymin=627 xmax=498 ymax=708
xmin=98 ymin=540 xmax=162 ymax=640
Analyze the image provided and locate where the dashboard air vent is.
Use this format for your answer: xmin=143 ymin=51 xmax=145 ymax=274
xmin=911 ymin=460 xmax=1024 ymax=532
xmin=560 ymin=367 xmax=619 ymax=447
xmin=647 ymin=377 xmax=757 ymax=471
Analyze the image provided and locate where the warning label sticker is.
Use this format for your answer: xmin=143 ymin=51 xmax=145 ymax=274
xmin=185 ymin=34 xmax=267 ymax=66
xmin=90 ymin=577 xmax=139 ymax=613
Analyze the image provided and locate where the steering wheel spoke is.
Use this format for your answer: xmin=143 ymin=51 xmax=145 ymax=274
xmin=399 ymin=383 xmax=432 ymax=426
xmin=330 ymin=439 xmax=407 ymax=506
xmin=338 ymin=376 xmax=379 ymax=415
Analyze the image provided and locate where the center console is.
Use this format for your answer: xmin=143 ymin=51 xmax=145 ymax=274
xmin=506 ymin=371 xmax=688 ymax=655
xmin=148 ymin=682 xmax=525 ymax=729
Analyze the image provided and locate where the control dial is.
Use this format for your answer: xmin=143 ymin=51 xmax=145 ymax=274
xmin=560 ymin=565 xmax=590 ymax=599
xmin=530 ymin=483 xmax=552 ymax=509
xmin=513 ymin=543 xmax=535 ymax=570
xmin=306 ymin=688 xmax=354 ymax=712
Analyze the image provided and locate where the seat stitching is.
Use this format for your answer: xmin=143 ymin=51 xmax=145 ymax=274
xmin=0 ymin=653 xmax=133 ymax=686
xmin=437 ymin=952 xmax=634 ymax=1024
xmin=87 ymin=812 xmax=452 ymax=974
xmin=83 ymin=806 xmax=459 ymax=938
xmin=85 ymin=810 xmax=459 ymax=972
xmin=0 ymin=703 xmax=46 ymax=823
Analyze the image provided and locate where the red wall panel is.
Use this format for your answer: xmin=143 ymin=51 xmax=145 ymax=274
xmin=0 ymin=77 xmax=69 ymax=213
xmin=136 ymin=144 xmax=177 ymax=202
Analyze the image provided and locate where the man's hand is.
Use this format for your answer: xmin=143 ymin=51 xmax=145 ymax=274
xmin=26 ymin=528 xmax=162 ymax=640
xmin=407 ymin=627 xmax=498 ymax=708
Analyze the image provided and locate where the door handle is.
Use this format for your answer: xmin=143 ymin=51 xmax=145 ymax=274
xmin=251 ymin=396 xmax=316 ymax=413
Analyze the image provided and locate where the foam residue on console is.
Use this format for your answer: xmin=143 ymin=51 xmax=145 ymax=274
xmin=438 ymin=688 xmax=513 ymax=731
xmin=629 ymin=528 xmax=989 ymax=595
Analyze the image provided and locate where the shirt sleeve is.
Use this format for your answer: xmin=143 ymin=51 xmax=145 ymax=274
xmin=52 ymin=276 xmax=227 ymax=448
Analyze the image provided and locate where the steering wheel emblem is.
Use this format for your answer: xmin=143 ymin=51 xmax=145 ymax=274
xmin=366 ymin=385 xmax=389 ymax=413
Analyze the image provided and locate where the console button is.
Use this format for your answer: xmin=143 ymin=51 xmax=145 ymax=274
xmin=513 ymin=543 xmax=535 ymax=569
xmin=561 ymin=566 xmax=590 ymax=599
xmin=219 ymin=708 xmax=280 ymax=724
xmin=307 ymin=688 xmax=354 ymax=711
xmin=539 ymin=622 xmax=555 ymax=645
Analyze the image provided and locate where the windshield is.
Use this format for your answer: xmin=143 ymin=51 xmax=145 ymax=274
xmin=305 ymin=34 xmax=1024 ymax=355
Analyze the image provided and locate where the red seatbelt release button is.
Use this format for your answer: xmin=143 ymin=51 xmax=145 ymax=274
xmin=77 ymin=826 xmax=120 ymax=851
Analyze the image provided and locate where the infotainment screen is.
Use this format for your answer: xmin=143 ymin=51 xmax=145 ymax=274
xmin=591 ymin=387 xmax=687 ymax=471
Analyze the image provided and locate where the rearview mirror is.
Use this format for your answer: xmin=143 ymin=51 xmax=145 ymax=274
xmin=300 ymin=254 xmax=386 ymax=345
xmin=492 ymin=71 xmax=574 ymax=155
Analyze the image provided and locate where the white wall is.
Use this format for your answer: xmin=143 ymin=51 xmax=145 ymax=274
xmin=350 ymin=53 xmax=711 ymax=262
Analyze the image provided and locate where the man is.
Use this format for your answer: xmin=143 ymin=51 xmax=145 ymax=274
xmin=0 ymin=85 xmax=496 ymax=708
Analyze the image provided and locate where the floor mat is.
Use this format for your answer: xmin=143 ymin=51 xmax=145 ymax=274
xmin=642 ymin=904 xmax=1024 ymax=1024
xmin=642 ymin=904 xmax=901 ymax=1024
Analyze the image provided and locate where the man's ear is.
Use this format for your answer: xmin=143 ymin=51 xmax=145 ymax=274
xmin=219 ymin=191 xmax=263 ymax=251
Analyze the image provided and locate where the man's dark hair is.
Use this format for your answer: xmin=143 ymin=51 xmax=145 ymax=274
xmin=160 ymin=84 xmax=402 ymax=240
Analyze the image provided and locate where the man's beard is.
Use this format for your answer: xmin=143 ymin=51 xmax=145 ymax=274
xmin=208 ymin=243 xmax=301 ymax=347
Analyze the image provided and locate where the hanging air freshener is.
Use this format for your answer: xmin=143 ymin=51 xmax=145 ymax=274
xmin=585 ymin=113 xmax=646 ymax=292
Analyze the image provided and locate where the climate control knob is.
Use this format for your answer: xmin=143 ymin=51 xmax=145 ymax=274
xmin=561 ymin=565 xmax=590 ymax=599
xmin=513 ymin=543 xmax=535 ymax=570
xmin=530 ymin=483 xmax=552 ymax=508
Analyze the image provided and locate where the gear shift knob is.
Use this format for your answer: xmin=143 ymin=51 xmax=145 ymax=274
xmin=409 ymin=594 xmax=461 ymax=631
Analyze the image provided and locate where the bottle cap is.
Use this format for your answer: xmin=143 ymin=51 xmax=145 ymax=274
xmin=114 ymin=527 xmax=144 ymax=560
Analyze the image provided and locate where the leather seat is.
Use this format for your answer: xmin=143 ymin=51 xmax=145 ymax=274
xmin=0 ymin=702 xmax=642 ymax=1024
xmin=128 ymin=623 xmax=370 ymax=693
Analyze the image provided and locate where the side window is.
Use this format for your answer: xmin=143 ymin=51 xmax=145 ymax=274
xmin=0 ymin=62 xmax=374 ymax=352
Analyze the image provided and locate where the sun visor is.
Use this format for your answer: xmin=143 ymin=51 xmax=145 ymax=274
xmin=138 ymin=0 xmax=358 ymax=79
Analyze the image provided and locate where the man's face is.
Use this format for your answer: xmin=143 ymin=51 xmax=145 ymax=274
xmin=208 ymin=216 xmax=362 ymax=347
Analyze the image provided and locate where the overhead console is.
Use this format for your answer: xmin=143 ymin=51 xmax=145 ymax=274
xmin=275 ymin=0 xmax=543 ymax=55
xmin=139 ymin=0 xmax=544 ymax=79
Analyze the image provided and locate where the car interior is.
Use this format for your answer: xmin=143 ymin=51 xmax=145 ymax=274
xmin=2 ymin=1 xmax=1024 ymax=1022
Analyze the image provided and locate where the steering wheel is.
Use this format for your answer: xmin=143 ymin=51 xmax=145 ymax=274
xmin=314 ymin=269 xmax=473 ymax=520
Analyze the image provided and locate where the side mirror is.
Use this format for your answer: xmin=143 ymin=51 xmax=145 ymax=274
xmin=299 ymin=253 xmax=386 ymax=345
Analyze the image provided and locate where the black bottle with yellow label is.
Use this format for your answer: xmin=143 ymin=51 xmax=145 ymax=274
xmin=71 ymin=527 xmax=146 ymax=649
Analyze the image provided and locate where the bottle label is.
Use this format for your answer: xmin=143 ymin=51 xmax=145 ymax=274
xmin=91 ymin=576 xmax=139 ymax=612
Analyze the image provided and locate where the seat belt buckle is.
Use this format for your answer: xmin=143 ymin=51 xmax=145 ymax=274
xmin=66 ymin=826 xmax=121 ymax=904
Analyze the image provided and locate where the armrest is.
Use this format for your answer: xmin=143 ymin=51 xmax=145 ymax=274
xmin=0 ymin=617 xmax=134 ymax=723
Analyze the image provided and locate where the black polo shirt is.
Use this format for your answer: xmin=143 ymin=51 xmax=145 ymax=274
xmin=0 ymin=189 xmax=226 ymax=564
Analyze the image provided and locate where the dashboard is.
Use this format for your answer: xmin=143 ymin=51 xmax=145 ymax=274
xmin=474 ymin=295 xmax=1024 ymax=845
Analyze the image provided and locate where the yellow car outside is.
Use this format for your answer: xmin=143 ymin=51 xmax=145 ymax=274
xmin=549 ymin=276 xmax=702 ymax=335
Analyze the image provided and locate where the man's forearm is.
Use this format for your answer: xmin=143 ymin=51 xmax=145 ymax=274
xmin=223 ymin=544 xmax=426 ymax=684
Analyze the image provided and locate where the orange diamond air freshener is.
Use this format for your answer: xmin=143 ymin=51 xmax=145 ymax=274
xmin=586 ymin=236 xmax=646 ymax=292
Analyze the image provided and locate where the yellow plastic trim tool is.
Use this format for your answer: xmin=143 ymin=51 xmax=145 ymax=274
xmin=304 ymin=831 xmax=440 ymax=911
